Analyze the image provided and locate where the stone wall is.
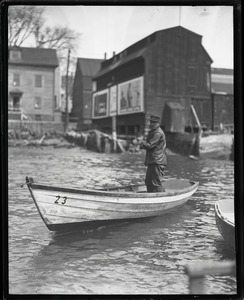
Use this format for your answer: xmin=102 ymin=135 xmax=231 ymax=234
xmin=65 ymin=130 xmax=128 ymax=154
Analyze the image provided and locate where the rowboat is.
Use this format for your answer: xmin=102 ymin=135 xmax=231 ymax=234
xmin=214 ymin=199 xmax=235 ymax=249
xmin=25 ymin=176 xmax=199 ymax=232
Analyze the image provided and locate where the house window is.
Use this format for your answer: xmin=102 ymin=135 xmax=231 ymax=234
xmin=13 ymin=96 xmax=20 ymax=111
xmin=35 ymin=115 xmax=42 ymax=121
xmin=187 ymin=66 xmax=197 ymax=87
xmin=10 ymin=50 xmax=21 ymax=60
xmin=13 ymin=73 xmax=20 ymax=86
xmin=54 ymin=95 xmax=59 ymax=110
xmin=35 ymin=75 xmax=43 ymax=87
xmin=34 ymin=97 xmax=42 ymax=109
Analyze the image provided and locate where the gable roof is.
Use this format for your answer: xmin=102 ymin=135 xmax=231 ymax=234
xmin=94 ymin=26 xmax=212 ymax=79
xmin=158 ymin=25 xmax=203 ymax=39
xmin=77 ymin=58 xmax=103 ymax=77
xmin=9 ymin=46 xmax=59 ymax=67
xmin=94 ymin=48 xmax=146 ymax=78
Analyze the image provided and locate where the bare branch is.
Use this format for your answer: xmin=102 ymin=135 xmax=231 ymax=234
xmin=8 ymin=6 xmax=81 ymax=72
xmin=36 ymin=25 xmax=81 ymax=53
xmin=8 ymin=6 xmax=45 ymax=46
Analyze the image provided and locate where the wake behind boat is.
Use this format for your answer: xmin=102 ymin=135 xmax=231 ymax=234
xmin=25 ymin=176 xmax=199 ymax=231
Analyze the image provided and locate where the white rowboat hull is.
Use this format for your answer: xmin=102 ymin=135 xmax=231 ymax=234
xmin=26 ymin=176 xmax=199 ymax=231
xmin=215 ymin=199 xmax=235 ymax=250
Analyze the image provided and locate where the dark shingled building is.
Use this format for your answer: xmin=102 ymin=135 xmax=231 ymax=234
xmin=91 ymin=26 xmax=213 ymax=136
xmin=211 ymin=68 xmax=233 ymax=130
xmin=72 ymin=58 xmax=104 ymax=130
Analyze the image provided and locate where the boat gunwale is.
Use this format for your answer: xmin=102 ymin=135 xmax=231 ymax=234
xmin=214 ymin=202 xmax=235 ymax=227
xmin=26 ymin=177 xmax=199 ymax=231
xmin=27 ymin=181 xmax=199 ymax=198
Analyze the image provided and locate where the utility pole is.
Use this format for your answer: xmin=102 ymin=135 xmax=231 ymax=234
xmin=65 ymin=49 xmax=71 ymax=133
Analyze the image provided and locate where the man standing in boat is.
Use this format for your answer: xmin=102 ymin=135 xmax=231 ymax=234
xmin=140 ymin=115 xmax=167 ymax=192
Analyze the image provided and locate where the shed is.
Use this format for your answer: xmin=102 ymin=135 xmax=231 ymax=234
xmin=162 ymin=102 xmax=185 ymax=133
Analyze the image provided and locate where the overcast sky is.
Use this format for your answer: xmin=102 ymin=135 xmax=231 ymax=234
xmin=26 ymin=5 xmax=234 ymax=69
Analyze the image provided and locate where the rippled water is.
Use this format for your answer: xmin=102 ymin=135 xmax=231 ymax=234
xmin=8 ymin=146 xmax=236 ymax=295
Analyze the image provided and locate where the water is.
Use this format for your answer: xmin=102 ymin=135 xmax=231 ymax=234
xmin=8 ymin=146 xmax=236 ymax=295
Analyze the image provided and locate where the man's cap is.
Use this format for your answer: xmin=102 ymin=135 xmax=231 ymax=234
xmin=149 ymin=115 xmax=161 ymax=123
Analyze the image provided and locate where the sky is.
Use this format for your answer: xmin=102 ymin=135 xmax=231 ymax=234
xmin=25 ymin=5 xmax=234 ymax=69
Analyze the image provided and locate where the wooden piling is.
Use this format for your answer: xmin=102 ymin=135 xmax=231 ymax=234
xmin=185 ymin=260 xmax=236 ymax=294
xmin=112 ymin=116 xmax=117 ymax=152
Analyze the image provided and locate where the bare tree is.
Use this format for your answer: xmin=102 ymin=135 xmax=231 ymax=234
xmin=34 ymin=25 xmax=80 ymax=52
xmin=34 ymin=25 xmax=81 ymax=73
xmin=8 ymin=6 xmax=81 ymax=73
xmin=8 ymin=6 xmax=45 ymax=46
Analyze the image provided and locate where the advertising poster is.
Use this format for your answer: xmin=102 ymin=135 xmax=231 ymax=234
xmin=92 ymin=89 xmax=108 ymax=119
xmin=109 ymin=85 xmax=117 ymax=116
xmin=118 ymin=76 xmax=144 ymax=115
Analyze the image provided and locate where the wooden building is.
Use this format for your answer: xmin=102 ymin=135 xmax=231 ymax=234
xmin=72 ymin=58 xmax=103 ymax=130
xmin=211 ymin=68 xmax=233 ymax=131
xmin=92 ymin=26 xmax=213 ymax=136
xmin=8 ymin=46 xmax=60 ymax=122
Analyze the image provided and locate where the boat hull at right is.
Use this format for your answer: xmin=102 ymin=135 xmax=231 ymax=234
xmin=215 ymin=200 xmax=235 ymax=250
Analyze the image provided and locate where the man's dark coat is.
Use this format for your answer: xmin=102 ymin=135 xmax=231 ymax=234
xmin=142 ymin=125 xmax=167 ymax=166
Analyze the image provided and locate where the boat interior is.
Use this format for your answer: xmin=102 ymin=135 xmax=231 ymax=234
xmin=103 ymin=179 xmax=192 ymax=193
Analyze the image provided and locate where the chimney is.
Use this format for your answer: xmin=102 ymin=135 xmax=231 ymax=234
xmin=113 ymin=51 xmax=116 ymax=57
xmin=104 ymin=52 xmax=107 ymax=60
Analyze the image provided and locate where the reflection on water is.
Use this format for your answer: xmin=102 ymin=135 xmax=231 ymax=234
xmin=8 ymin=147 xmax=236 ymax=294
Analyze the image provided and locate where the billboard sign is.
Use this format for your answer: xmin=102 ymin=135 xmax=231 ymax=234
xmin=109 ymin=85 xmax=117 ymax=116
xmin=118 ymin=76 xmax=144 ymax=115
xmin=92 ymin=89 xmax=108 ymax=119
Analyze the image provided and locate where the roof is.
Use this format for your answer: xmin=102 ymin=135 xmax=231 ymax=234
xmin=164 ymin=26 xmax=212 ymax=63
xmin=77 ymin=58 xmax=103 ymax=77
xmin=94 ymin=48 xmax=146 ymax=78
xmin=158 ymin=25 xmax=203 ymax=39
xmin=94 ymin=25 xmax=212 ymax=79
xmin=9 ymin=46 xmax=59 ymax=67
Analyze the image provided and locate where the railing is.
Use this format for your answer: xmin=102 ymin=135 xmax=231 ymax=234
xmin=185 ymin=260 xmax=236 ymax=294
xmin=8 ymin=109 xmax=22 ymax=120
xmin=8 ymin=108 xmax=33 ymax=121
xmin=8 ymin=107 xmax=21 ymax=112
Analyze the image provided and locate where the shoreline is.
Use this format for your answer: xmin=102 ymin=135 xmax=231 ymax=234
xmin=8 ymin=137 xmax=233 ymax=161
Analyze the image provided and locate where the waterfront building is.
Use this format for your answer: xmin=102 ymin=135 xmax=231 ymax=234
xmin=72 ymin=57 xmax=104 ymax=130
xmin=211 ymin=68 xmax=234 ymax=131
xmin=8 ymin=46 xmax=60 ymax=122
xmin=91 ymin=26 xmax=213 ymax=136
